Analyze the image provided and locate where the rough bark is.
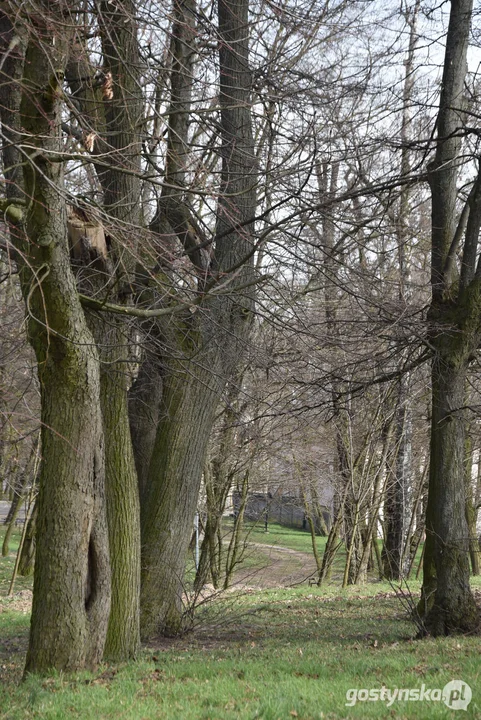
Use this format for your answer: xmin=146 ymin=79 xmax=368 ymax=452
xmin=140 ymin=0 xmax=256 ymax=638
xmin=140 ymin=362 xmax=222 ymax=636
xmin=0 ymin=9 xmax=24 ymax=203
xmin=6 ymin=7 xmax=112 ymax=673
xmin=98 ymin=336 xmax=140 ymax=660
xmin=128 ymin=354 xmax=163 ymax=501
xmin=419 ymin=0 xmax=480 ymax=635
xmin=422 ymin=357 xmax=478 ymax=633
xmin=89 ymin=0 xmax=143 ymax=661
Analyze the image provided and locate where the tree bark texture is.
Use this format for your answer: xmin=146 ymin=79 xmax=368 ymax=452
xmin=89 ymin=0 xmax=143 ymax=661
xmin=140 ymin=0 xmax=256 ymax=638
xmin=12 ymin=9 xmax=111 ymax=673
xmin=128 ymin=354 xmax=163 ymax=501
xmin=420 ymin=0 xmax=480 ymax=635
xmin=422 ymin=356 xmax=478 ymax=633
xmin=140 ymin=361 xmax=223 ymax=637
xmin=99 ymin=320 xmax=141 ymax=660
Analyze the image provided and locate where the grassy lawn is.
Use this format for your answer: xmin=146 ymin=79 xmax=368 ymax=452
xmin=242 ymin=521 xmax=323 ymax=553
xmin=1 ymin=523 xmax=480 ymax=719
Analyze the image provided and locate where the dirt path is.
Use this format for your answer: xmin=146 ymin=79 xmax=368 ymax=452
xmin=233 ymin=542 xmax=317 ymax=588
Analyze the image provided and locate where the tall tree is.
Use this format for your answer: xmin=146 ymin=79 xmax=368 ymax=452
xmin=139 ymin=0 xmax=257 ymax=638
xmin=420 ymin=0 xmax=479 ymax=634
xmin=0 ymin=2 xmax=112 ymax=672
xmin=0 ymin=0 xmax=145 ymax=668
xmin=95 ymin=0 xmax=143 ymax=661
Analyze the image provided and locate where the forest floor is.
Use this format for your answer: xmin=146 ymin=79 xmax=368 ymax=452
xmin=1 ymin=523 xmax=480 ymax=719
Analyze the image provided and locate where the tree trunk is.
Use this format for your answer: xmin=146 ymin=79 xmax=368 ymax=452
xmin=194 ymin=460 xmax=225 ymax=591
xmin=25 ymin=334 xmax=110 ymax=672
xmin=419 ymin=0 xmax=480 ymax=635
xmin=224 ymin=471 xmax=249 ymax=589
xmin=14 ymin=11 xmax=111 ymax=673
xmin=128 ymin=355 xmax=163 ymax=501
xmin=422 ymin=358 xmax=478 ymax=633
xmin=140 ymin=0 xmax=256 ymax=638
xmin=301 ymin=486 xmax=323 ymax=579
xmin=194 ymin=384 xmax=243 ymax=592
xmin=319 ymin=520 xmax=341 ymax=585
xmin=91 ymin=0 xmax=143 ymax=661
xmin=466 ymin=495 xmax=480 ymax=576
xmin=403 ymin=462 xmax=427 ymax=578
xmin=18 ymin=501 xmax=37 ymax=577
xmin=65 ymin=0 xmax=143 ymax=660
xmin=140 ymin=365 xmax=221 ymax=637
xmin=99 ymin=324 xmax=141 ymax=660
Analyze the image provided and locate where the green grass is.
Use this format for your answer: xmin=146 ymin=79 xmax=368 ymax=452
xmin=0 ymin=525 xmax=33 ymax=596
xmin=240 ymin=521 xmax=424 ymax=578
xmin=244 ymin=521 xmax=342 ymax=574
xmin=242 ymin=521 xmax=324 ymax=554
xmin=3 ymin=584 xmax=481 ymax=719
xmin=1 ymin=522 xmax=481 ymax=719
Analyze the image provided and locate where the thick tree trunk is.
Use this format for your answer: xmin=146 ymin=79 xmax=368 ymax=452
xmin=140 ymin=0 xmax=256 ymax=638
xmin=88 ymin=0 xmax=144 ymax=661
xmin=139 ymin=0 xmax=205 ymax=637
xmin=0 ymin=10 xmax=24 ymax=203
xmin=66 ymin=0 xmax=143 ymax=660
xmin=140 ymin=365 xmax=221 ymax=637
xmin=13 ymin=12 xmax=111 ymax=673
xmin=25 ymin=335 xmax=110 ymax=672
xmin=422 ymin=358 xmax=478 ymax=633
xmin=419 ymin=0 xmax=480 ymax=635
xmin=99 ymin=323 xmax=141 ymax=660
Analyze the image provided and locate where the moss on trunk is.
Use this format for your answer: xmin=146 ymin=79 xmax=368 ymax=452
xmin=17 ymin=10 xmax=111 ymax=673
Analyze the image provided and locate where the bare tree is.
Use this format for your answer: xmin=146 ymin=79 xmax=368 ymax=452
xmin=415 ymin=0 xmax=480 ymax=635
